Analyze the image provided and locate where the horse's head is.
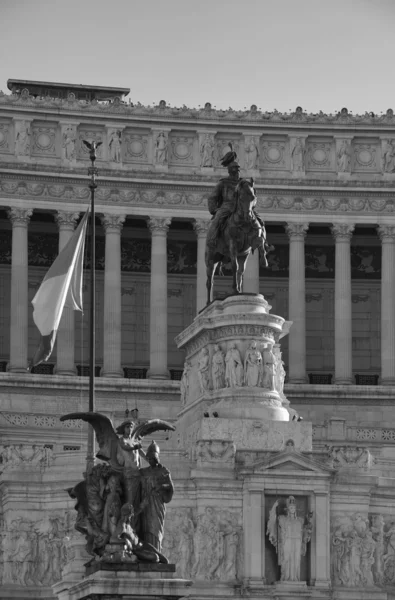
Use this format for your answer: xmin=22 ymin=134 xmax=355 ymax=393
xmin=234 ymin=178 xmax=257 ymax=219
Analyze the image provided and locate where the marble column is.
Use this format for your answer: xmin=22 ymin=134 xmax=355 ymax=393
xmin=7 ymin=208 xmax=32 ymax=373
xmin=331 ymin=223 xmax=355 ymax=384
xmin=243 ymin=251 xmax=260 ymax=294
xmin=101 ymin=214 xmax=125 ymax=378
xmin=378 ymin=225 xmax=395 ymax=384
xmin=285 ymin=222 xmax=309 ymax=383
xmin=193 ymin=218 xmax=210 ymax=313
xmin=243 ymin=486 xmax=265 ymax=584
xmin=147 ymin=217 xmax=171 ymax=379
xmin=54 ymin=211 xmax=80 ymax=375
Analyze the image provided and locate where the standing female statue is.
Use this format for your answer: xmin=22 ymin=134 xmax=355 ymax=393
xmin=244 ymin=340 xmax=263 ymax=387
xmin=211 ymin=344 xmax=225 ymax=390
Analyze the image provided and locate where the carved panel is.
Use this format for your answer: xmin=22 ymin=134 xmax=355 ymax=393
xmin=261 ymin=138 xmax=287 ymax=170
xmin=169 ymin=133 xmax=196 ymax=165
xmin=352 ymin=139 xmax=379 ymax=172
xmin=305 ymin=139 xmax=334 ymax=171
xmin=0 ymin=121 xmax=11 ymax=154
xmin=31 ymin=124 xmax=57 ymax=156
xmin=123 ymin=130 xmax=149 ymax=163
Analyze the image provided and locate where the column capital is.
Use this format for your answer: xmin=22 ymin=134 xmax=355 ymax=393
xmin=7 ymin=208 xmax=32 ymax=226
xmin=55 ymin=211 xmax=80 ymax=231
xmin=377 ymin=224 xmax=395 ymax=241
xmin=331 ymin=223 xmax=355 ymax=241
xmin=193 ymin=218 xmax=211 ymax=237
xmin=285 ymin=222 xmax=309 ymax=239
xmin=101 ymin=214 xmax=126 ymax=232
xmin=148 ymin=217 xmax=171 ymax=234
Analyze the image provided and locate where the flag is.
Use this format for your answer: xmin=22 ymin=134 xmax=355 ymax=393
xmin=31 ymin=208 xmax=89 ymax=367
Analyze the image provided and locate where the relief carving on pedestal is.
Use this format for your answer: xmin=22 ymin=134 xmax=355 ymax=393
xmin=1 ymin=512 xmax=72 ymax=586
xmin=211 ymin=344 xmax=225 ymax=390
xmin=327 ymin=446 xmax=372 ymax=469
xmin=0 ymin=444 xmax=53 ymax=472
xmin=195 ymin=440 xmax=236 ymax=465
xmin=180 ymin=360 xmax=191 ymax=407
xmin=163 ymin=507 xmax=242 ymax=581
xmin=331 ymin=513 xmax=385 ymax=587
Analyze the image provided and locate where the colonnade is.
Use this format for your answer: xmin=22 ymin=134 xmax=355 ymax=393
xmin=4 ymin=208 xmax=395 ymax=385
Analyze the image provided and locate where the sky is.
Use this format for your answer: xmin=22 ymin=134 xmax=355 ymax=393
xmin=1 ymin=0 xmax=395 ymax=114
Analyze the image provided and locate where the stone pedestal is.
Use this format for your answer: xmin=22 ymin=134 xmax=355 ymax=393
xmin=175 ymin=294 xmax=311 ymax=449
xmin=53 ymin=563 xmax=191 ymax=600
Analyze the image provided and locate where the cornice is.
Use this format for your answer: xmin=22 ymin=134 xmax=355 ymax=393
xmin=1 ymin=93 xmax=395 ymax=131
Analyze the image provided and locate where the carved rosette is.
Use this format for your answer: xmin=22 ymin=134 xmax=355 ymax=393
xmin=101 ymin=214 xmax=126 ymax=233
xmin=7 ymin=207 xmax=33 ymax=226
xmin=193 ymin=218 xmax=211 ymax=238
xmin=285 ymin=222 xmax=309 ymax=240
xmin=55 ymin=211 xmax=80 ymax=232
xmin=331 ymin=223 xmax=355 ymax=241
xmin=148 ymin=216 xmax=171 ymax=235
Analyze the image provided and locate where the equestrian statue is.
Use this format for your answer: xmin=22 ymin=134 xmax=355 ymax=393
xmin=205 ymin=144 xmax=272 ymax=304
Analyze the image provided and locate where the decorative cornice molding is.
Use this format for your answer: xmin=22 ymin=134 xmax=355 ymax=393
xmin=1 ymin=93 xmax=394 ymax=128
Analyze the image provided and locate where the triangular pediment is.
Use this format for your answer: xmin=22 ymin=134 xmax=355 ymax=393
xmin=240 ymin=449 xmax=333 ymax=476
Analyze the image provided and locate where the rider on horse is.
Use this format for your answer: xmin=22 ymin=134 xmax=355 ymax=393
xmin=206 ymin=145 xmax=264 ymax=250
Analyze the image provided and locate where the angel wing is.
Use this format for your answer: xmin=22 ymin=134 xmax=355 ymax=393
xmin=82 ymin=140 xmax=92 ymax=150
xmin=60 ymin=412 xmax=119 ymax=465
xmin=130 ymin=419 xmax=176 ymax=442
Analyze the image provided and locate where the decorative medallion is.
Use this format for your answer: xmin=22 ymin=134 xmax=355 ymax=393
xmin=353 ymin=142 xmax=378 ymax=171
xmin=306 ymin=141 xmax=333 ymax=171
xmin=170 ymin=135 xmax=195 ymax=164
xmin=261 ymin=141 xmax=286 ymax=169
xmin=123 ymin=132 xmax=148 ymax=163
xmin=32 ymin=126 xmax=56 ymax=156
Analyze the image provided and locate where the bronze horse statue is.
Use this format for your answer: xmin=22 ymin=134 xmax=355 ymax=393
xmin=205 ymin=178 xmax=271 ymax=305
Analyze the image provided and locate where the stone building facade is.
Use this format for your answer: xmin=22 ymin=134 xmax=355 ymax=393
xmin=0 ymin=81 xmax=395 ymax=599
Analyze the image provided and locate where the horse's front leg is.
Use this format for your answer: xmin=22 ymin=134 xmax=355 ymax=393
xmin=238 ymin=253 xmax=249 ymax=293
xmin=206 ymin=261 xmax=215 ymax=305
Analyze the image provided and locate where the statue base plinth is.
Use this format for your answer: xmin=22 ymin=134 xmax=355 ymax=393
xmin=274 ymin=581 xmax=311 ymax=600
xmin=53 ymin=563 xmax=192 ymax=600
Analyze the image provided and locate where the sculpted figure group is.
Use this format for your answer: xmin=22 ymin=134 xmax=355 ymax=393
xmin=193 ymin=340 xmax=283 ymax=396
xmin=61 ymin=412 xmax=175 ymax=564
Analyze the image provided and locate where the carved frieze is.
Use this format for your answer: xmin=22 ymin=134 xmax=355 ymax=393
xmin=162 ymin=506 xmax=242 ymax=581
xmin=0 ymin=121 xmax=11 ymax=154
xmin=0 ymin=444 xmax=53 ymax=472
xmin=195 ymin=440 xmax=236 ymax=465
xmin=327 ymin=445 xmax=372 ymax=469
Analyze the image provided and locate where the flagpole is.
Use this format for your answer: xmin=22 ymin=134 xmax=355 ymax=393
xmin=86 ymin=143 xmax=98 ymax=472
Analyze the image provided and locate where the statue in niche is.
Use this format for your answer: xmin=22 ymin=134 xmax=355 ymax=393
xmin=337 ymin=140 xmax=351 ymax=172
xmin=109 ymin=130 xmax=122 ymax=162
xmin=262 ymin=343 xmax=276 ymax=391
xmin=180 ymin=360 xmax=191 ymax=406
xmin=198 ymin=347 xmax=210 ymax=394
xmin=225 ymin=343 xmax=243 ymax=387
xmin=60 ymin=412 xmax=175 ymax=563
xmin=211 ymin=344 xmax=225 ymax=390
xmin=62 ymin=126 xmax=76 ymax=161
xmin=155 ymin=131 xmax=168 ymax=164
xmin=15 ymin=120 xmax=30 ymax=155
xmin=291 ymin=138 xmax=305 ymax=172
xmin=245 ymin=137 xmax=259 ymax=170
xmin=267 ymin=496 xmax=313 ymax=582
xmin=139 ymin=441 xmax=174 ymax=553
xmin=382 ymin=139 xmax=395 ymax=173
xmin=244 ymin=340 xmax=263 ymax=387
xmin=200 ymin=133 xmax=215 ymax=167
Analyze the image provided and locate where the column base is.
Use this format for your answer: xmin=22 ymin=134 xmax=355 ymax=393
xmin=100 ymin=368 xmax=124 ymax=378
xmin=54 ymin=365 xmax=78 ymax=376
xmin=7 ymin=363 xmax=29 ymax=373
xmin=380 ymin=377 xmax=395 ymax=386
xmin=147 ymin=369 xmax=170 ymax=380
xmin=334 ymin=378 xmax=353 ymax=385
